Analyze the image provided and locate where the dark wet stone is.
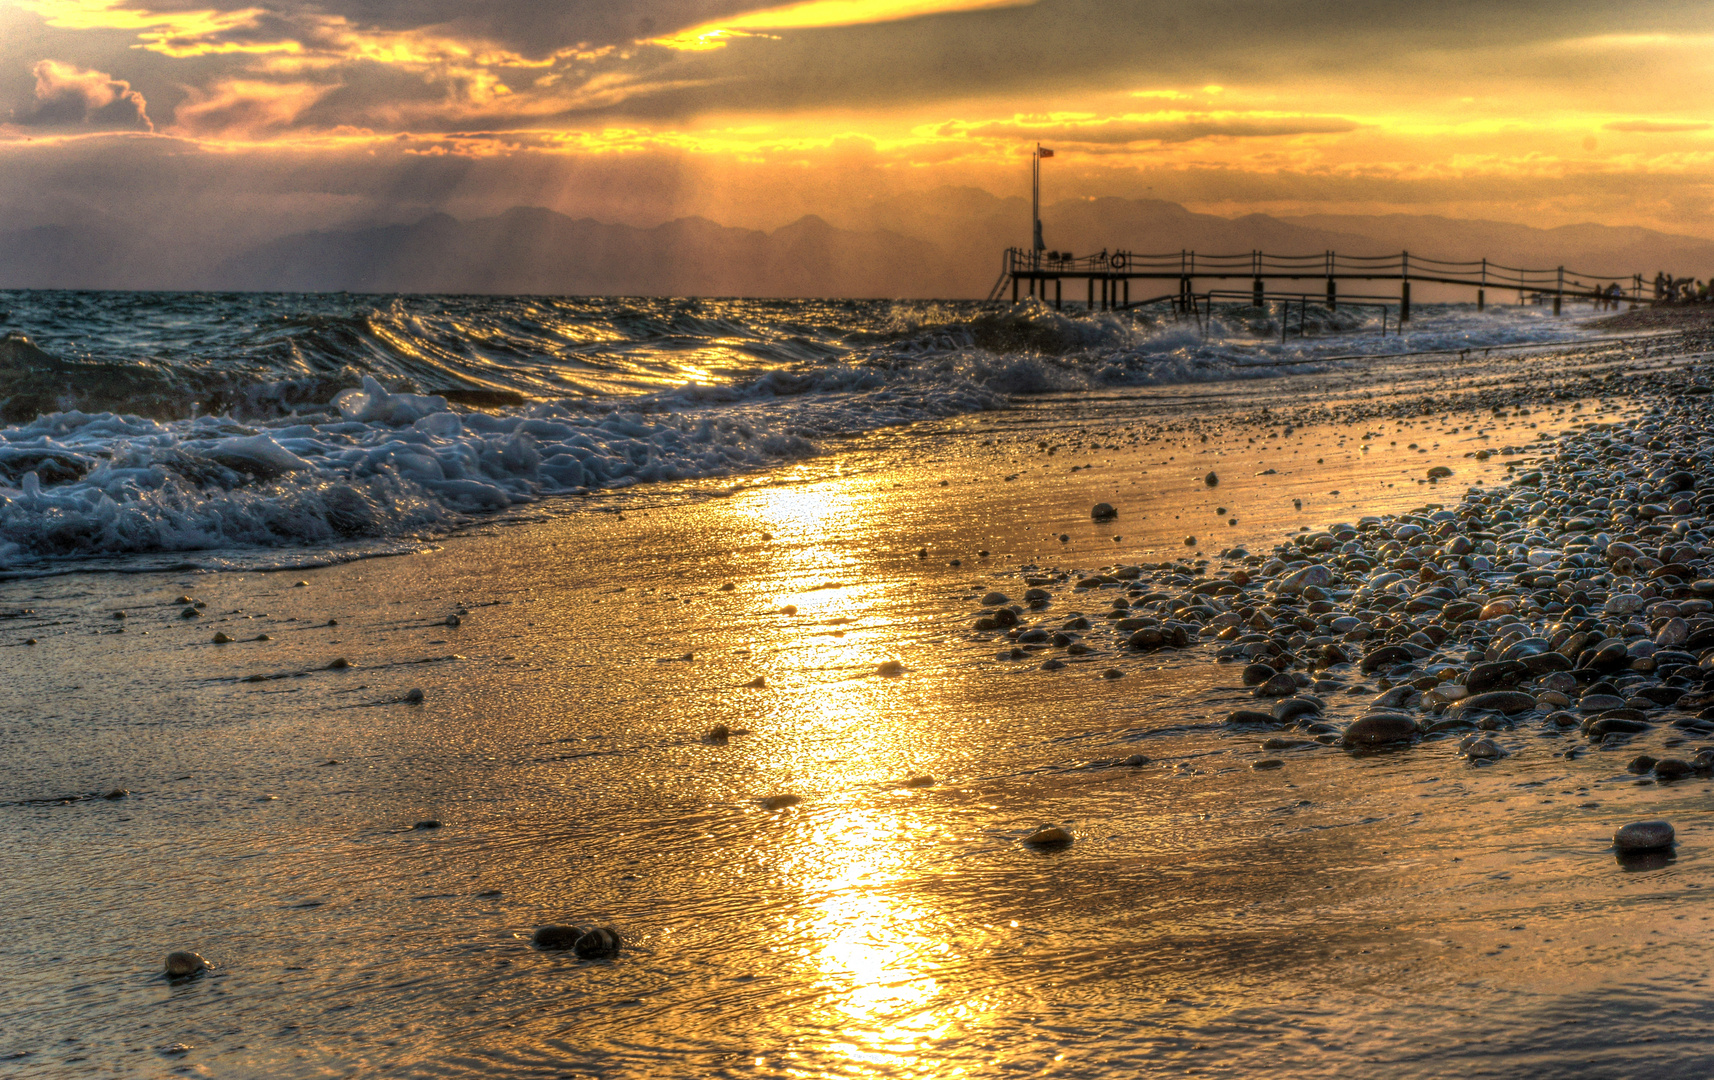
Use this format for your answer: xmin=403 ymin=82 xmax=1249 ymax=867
xmin=1261 ymin=737 xmax=1311 ymax=750
xmin=1459 ymin=691 xmax=1538 ymax=715
xmin=1587 ymin=716 xmax=1651 ymax=737
xmin=1520 ymin=651 xmax=1574 ymax=674
xmin=761 ymin=794 xmax=803 ymax=810
xmin=164 ymin=951 xmax=209 ymax=978
xmin=532 ymin=924 xmax=585 ymax=951
xmin=1023 ymin=825 xmax=1074 ymax=848
xmin=413 ymin=819 xmax=442 ymax=830
xmin=1091 ymin=503 xmax=1118 ymax=520
xmin=1614 ymin=820 xmax=1675 ymax=852
xmin=1627 ymin=755 xmax=1658 ymax=774
xmin=1360 ymin=645 xmax=1415 ymax=674
xmin=1272 ymin=697 xmax=1322 ymax=723
xmin=1654 ymin=758 xmax=1694 ymax=780
xmin=1255 ymin=672 xmax=1298 ymax=697
xmin=1342 ymin=713 xmax=1419 ymax=748
xmin=1242 ymin=662 xmax=1277 ymax=686
xmin=1466 ymin=660 xmax=1530 ymax=695
xmin=575 ymin=927 xmax=623 ymax=959
xmin=1227 ymin=709 xmax=1277 ymax=725
xmin=1252 ymin=758 xmax=1285 ymax=770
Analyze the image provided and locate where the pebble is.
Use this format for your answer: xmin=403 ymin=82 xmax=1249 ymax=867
xmin=212 ymin=632 xmax=231 ymax=644
xmin=761 ymin=794 xmax=803 ymax=810
xmin=1342 ymin=713 xmax=1419 ymax=748
xmin=1022 ymin=825 xmax=1073 ymax=848
xmin=876 ymin=659 xmax=905 ymax=677
xmin=163 ymin=951 xmax=209 ymax=978
xmin=327 ymin=657 xmax=351 ymax=669
xmin=574 ymin=927 xmax=623 ymax=959
xmin=414 ymin=819 xmax=442 ymax=829
xmin=901 ymin=775 xmax=936 ymax=787
xmin=531 ymin=924 xmax=584 ymax=951
xmin=1613 ymin=820 xmax=1675 ymax=852
xmin=404 ymin=688 xmax=425 ymax=703
xmin=1092 ymin=503 xmax=1117 ymax=520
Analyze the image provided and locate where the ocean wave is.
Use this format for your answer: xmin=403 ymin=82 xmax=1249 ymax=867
xmin=0 ymin=292 xmax=1596 ymax=568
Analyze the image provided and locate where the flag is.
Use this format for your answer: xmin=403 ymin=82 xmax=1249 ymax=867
xmin=1038 ymin=147 xmax=1054 ymax=158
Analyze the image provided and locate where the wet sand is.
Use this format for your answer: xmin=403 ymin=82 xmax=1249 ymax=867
xmin=4 ymin=335 xmax=1714 ymax=1078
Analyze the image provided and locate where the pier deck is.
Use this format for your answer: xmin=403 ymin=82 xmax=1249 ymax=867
xmin=992 ymin=247 xmax=1656 ymax=320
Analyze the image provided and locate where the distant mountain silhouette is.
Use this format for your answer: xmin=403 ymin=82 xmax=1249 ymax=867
xmin=207 ymin=208 xmax=951 ymax=298
xmin=4 ymin=192 xmax=1713 ymax=297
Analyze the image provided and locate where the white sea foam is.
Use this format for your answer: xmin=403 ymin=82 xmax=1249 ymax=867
xmin=0 ymin=300 xmax=1599 ymax=569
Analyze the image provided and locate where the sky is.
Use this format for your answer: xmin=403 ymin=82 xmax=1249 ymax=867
xmin=4 ymin=0 xmax=1714 ymax=249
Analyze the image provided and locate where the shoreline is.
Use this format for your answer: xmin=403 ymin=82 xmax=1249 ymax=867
xmin=4 ymin=330 xmax=1714 ymax=1077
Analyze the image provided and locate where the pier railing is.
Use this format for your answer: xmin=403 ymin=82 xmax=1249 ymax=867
xmin=992 ymin=246 xmax=1652 ymax=317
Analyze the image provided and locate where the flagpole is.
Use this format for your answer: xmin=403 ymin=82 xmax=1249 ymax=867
xmin=1031 ymin=143 xmax=1040 ymax=269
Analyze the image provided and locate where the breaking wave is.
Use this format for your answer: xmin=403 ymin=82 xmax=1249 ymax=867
xmin=0 ymin=290 xmax=1595 ymax=570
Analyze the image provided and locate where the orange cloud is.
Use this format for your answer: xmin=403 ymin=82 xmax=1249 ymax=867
xmin=650 ymin=0 xmax=1037 ymax=50
xmin=1604 ymin=120 xmax=1712 ymax=134
xmin=16 ymin=58 xmax=152 ymax=130
xmin=174 ymin=78 xmax=334 ymax=135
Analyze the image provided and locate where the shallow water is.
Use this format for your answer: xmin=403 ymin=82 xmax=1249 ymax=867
xmin=3 ymin=351 xmax=1711 ymax=1077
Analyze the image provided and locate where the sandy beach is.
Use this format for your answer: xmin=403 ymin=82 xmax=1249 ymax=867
xmin=5 ymin=323 xmax=1714 ymax=1078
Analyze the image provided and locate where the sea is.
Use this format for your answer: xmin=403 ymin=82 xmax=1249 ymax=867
xmin=0 ymin=291 xmax=1592 ymax=574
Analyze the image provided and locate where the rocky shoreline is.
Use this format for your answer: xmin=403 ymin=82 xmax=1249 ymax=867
xmin=973 ymin=363 xmax=1714 ymax=812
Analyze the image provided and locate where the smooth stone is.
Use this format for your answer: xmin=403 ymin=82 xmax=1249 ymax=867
xmin=1577 ymin=693 xmax=1628 ymax=712
xmin=761 ymin=794 xmax=803 ymax=810
xmin=1272 ymin=697 xmax=1322 ymax=722
xmin=902 ymin=774 xmax=936 ymax=787
xmin=1466 ymin=660 xmax=1529 ymax=694
xmin=1254 ymin=673 xmax=1298 ymax=697
xmin=1252 ymin=758 xmax=1285 ymax=770
xmin=1022 ymin=825 xmax=1074 ymax=848
xmin=1360 ymin=645 xmax=1415 ymax=674
xmin=1342 ymin=713 xmax=1419 ymax=748
xmin=1091 ymin=503 xmax=1118 ymax=520
xmin=164 ymin=951 xmax=209 ymax=978
xmin=531 ymin=924 xmax=585 ymax=951
xmin=1242 ymin=662 xmax=1277 ymax=686
xmin=1261 ymin=737 xmax=1311 ymax=750
xmin=1463 ymin=737 xmax=1507 ymax=759
xmin=1227 ymin=709 xmax=1277 ymax=725
xmin=876 ymin=660 xmax=905 ymax=677
xmin=574 ymin=927 xmax=623 ymax=959
xmin=1654 ymin=758 xmax=1694 ymax=781
xmin=413 ymin=819 xmax=442 ymax=829
xmin=1459 ymin=691 xmax=1538 ymax=715
xmin=1613 ymin=820 xmax=1674 ymax=852
xmin=403 ymin=688 xmax=425 ymax=704
xmin=981 ymin=592 xmax=1011 ymax=606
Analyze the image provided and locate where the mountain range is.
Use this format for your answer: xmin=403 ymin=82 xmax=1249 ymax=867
xmin=4 ymin=188 xmax=1712 ymax=297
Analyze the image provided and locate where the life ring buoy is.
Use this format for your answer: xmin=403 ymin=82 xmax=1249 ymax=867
xmin=1109 ymin=252 xmax=1127 ymax=270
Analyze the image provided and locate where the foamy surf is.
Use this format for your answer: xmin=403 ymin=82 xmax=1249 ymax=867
xmin=0 ymin=292 xmax=1599 ymax=568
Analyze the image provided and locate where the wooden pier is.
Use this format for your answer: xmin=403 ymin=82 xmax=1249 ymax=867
xmin=990 ymin=248 xmax=1652 ymax=320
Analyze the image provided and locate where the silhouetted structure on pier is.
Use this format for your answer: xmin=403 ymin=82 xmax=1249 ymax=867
xmin=991 ymin=247 xmax=1651 ymax=321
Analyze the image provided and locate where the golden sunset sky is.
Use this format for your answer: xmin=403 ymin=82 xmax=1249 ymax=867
xmin=3 ymin=0 xmax=1714 ymax=243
